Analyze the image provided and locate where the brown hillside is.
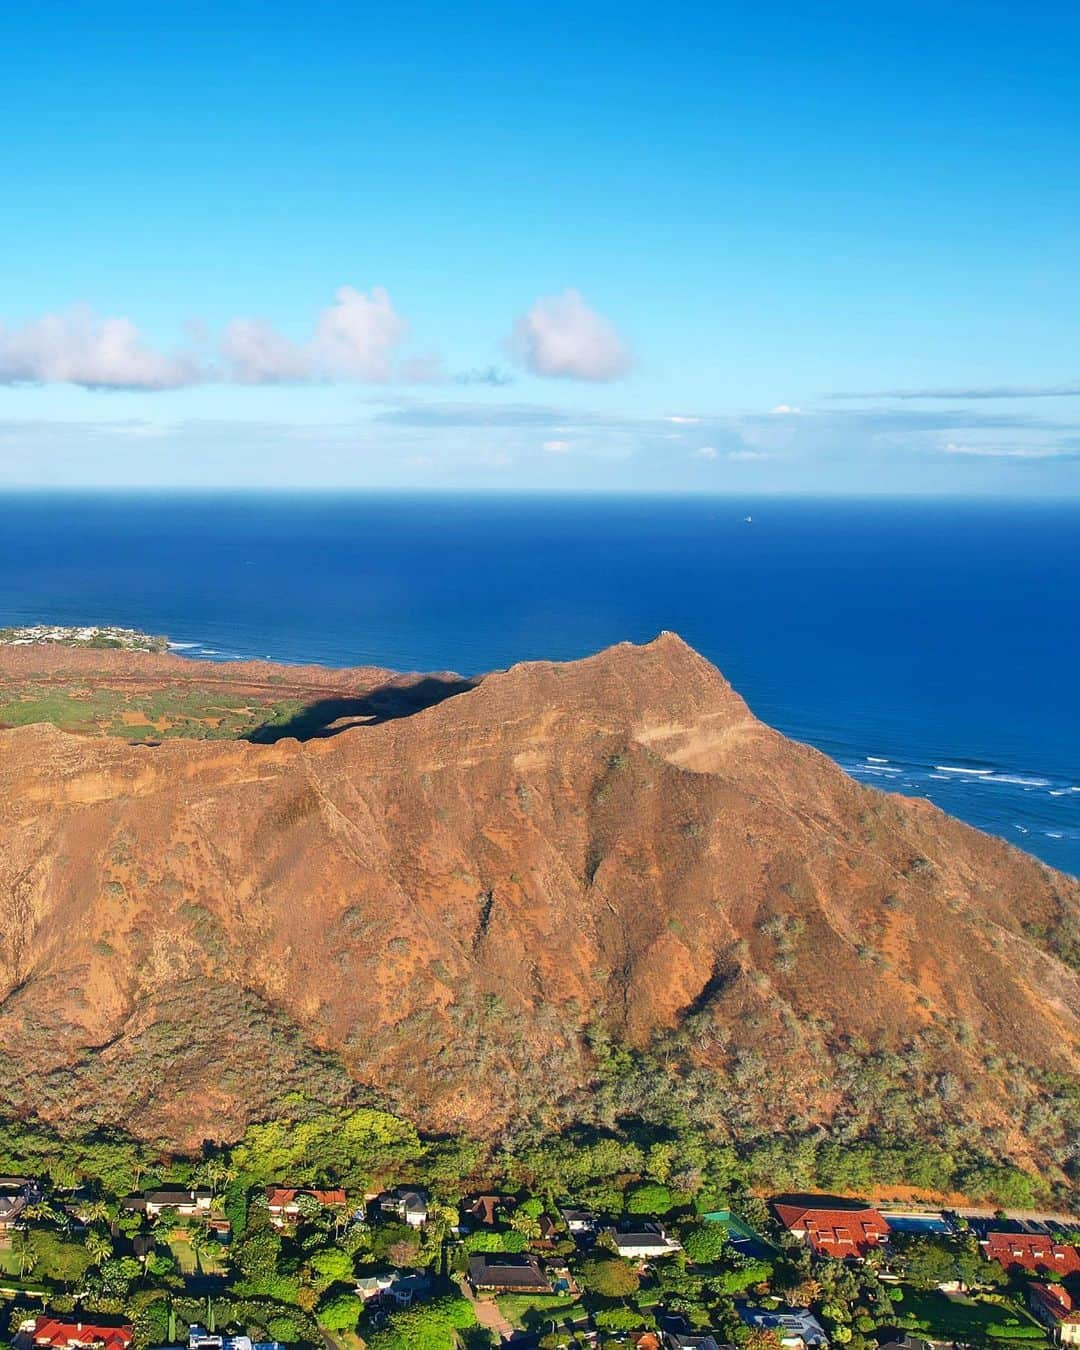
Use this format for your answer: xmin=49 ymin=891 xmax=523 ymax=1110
xmin=0 ymin=633 xmax=1076 ymax=1161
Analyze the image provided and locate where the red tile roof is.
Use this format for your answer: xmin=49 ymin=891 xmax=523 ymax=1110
xmin=33 ymin=1317 xmax=133 ymax=1350
xmin=1030 ymin=1284 xmax=1080 ymax=1324
xmin=774 ymin=1202 xmax=890 ymax=1257
xmin=265 ymin=1185 xmax=347 ymax=1210
xmin=985 ymin=1233 xmax=1080 ymax=1276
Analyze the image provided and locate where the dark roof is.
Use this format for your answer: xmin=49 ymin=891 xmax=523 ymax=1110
xmin=381 ymin=1186 xmax=428 ymax=1208
xmin=466 ymin=1195 xmax=503 ymax=1225
xmin=468 ymin=1253 xmax=550 ymax=1290
xmin=614 ymin=1221 xmax=672 ymax=1245
xmin=144 ymin=1188 xmax=211 ymax=1204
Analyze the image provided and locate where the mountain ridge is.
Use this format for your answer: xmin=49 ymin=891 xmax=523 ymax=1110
xmin=0 ymin=635 xmax=1075 ymax=1182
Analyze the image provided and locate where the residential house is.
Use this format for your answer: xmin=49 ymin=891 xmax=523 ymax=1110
xmin=30 ymin=1317 xmax=133 ymax=1350
xmin=609 ymin=1221 xmax=682 ymax=1260
xmin=559 ymin=1206 xmax=597 ymax=1235
xmin=983 ymin=1233 xmax=1080 ymax=1278
xmin=467 ymin=1252 xmax=553 ymax=1294
xmin=1028 ymin=1284 xmax=1080 ymax=1345
xmin=877 ymin=1337 xmax=932 ymax=1350
xmin=739 ymin=1306 xmax=829 ymax=1350
xmin=264 ymin=1186 xmax=347 ymax=1227
xmin=463 ymin=1194 xmax=504 ymax=1227
xmin=377 ymin=1186 xmax=429 ymax=1228
xmin=355 ymin=1270 xmax=432 ymax=1306
xmin=187 ymin=1326 xmax=253 ymax=1350
xmin=0 ymin=1178 xmax=39 ymax=1232
xmin=773 ymin=1200 xmax=889 ymax=1260
xmin=664 ymin=1335 xmax=736 ymax=1350
xmin=122 ymin=1188 xmax=213 ymax=1219
xmin=0 ymin=1192 xmax=29 ymax=1232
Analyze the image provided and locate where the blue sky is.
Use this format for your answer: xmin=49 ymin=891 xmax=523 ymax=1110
xmin=2 ymin=1 xmax=1078 ymax=492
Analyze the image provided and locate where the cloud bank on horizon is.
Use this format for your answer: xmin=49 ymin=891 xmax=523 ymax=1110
xmin=0 ymin=288 xmax=632 ymax=391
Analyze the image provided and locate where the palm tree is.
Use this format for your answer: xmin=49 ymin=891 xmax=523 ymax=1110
xmin=23 ymin=1200 xmax=63 ymax=1228
xmin=193 ymin=1158 xmax=236 ymax=1199
xmin=16 ymin=1227 xmax=37 ymax=1280
xmin=189 ymin=1224 xmax=211 ymax=1276
xmin=84 ymin=1229 xmax=113 ymax=1266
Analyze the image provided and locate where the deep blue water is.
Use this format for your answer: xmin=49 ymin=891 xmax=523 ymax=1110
xmin=0 ymin=492 xmax=1077 ymax=875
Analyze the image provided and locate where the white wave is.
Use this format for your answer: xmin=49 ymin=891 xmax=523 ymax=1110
xmin=928 ymin=774 xmax=951 ymax=780
xmin=1013 ymin=825 xmax=1029 ymax=834
xmin=934 ymin=765 xmax=994 ymax=776
xmin=866 ymin=756 xmax=889 ymax=763
xmin=1045 ymin=831 xmax=1064 ymax=839
xmin=985 ymin=774 xmax=1051 ymax=787
xmin=167 ymin=641 xmax=200 ymax=650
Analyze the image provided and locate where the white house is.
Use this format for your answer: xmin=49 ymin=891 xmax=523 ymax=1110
xmin=377 ymin=1186 xmax=429 ymax=1228
xmin=739 ymin=1307 xmax=829 ymax=1350
xmin=609 ymin=1222 xmax=681 ymax=1260
xmin=144 ymin=1189 xmax=213 ymax=1219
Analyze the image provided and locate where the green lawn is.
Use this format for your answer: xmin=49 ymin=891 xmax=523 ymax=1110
xmin=895 ymin=1288 xmax=1048 ymax=1342
xmin=168 ymin=1236 xmax=227 ymax=1277
xmin=494 ymin=1291 xmax=583 ymax=1330
xmin=0 ymin=1247 xmax=25 ymax=1278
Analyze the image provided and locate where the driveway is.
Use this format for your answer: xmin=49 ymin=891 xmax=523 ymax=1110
xmin=456 ymin=1275 xmax=515 ymax=1343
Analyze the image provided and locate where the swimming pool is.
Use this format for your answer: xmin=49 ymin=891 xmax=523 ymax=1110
xmin=884 ymin=1214 xmax=951 ymax=1235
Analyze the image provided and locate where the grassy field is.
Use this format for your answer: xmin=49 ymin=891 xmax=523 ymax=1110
xmin=493 ymin=1291 xmax=583 ymax=1330
xmin=896 ymin=1288 xmax=1048 ymax=1342
xmin=168 ymin=1234 xmax=228 ymax=1277
xmin=0 ymin=1247 xmax=25 ymax=1278
xmin=0 ymin=684 xmax=305 ymax=740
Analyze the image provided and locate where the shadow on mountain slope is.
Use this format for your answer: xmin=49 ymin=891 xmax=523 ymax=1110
xmin=245 ymin=674 xmax=478 ymax=743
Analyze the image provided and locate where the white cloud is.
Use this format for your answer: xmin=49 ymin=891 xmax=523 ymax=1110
xmin=510 ymin=290 xmax=631 ymax=381
xmin=224 ymin=286 xmax=410 ymax=384
xmin=1 ymin=287 xmax=419 ymax=390
xmin=943 ymin=441 xmax=1065 ymax=459
xmin=770 ymin=404 xmax=802 ymax=415
xmin=313 ymin=286 xmax=408 ymax=380
xmin=728 ymin=449 xmax=775 ymax=461
xmin=692 ymin=445 xmax=718 ymax=460
xmin=0 ymin=305 xmax=202 ymax=390
xmin=665 ymin=414 xmax=700 ymax=424
xmin=221 ymin=317 xmax=314 ymax=384
xmin=542 ymin=439 xmax=572 ymax=453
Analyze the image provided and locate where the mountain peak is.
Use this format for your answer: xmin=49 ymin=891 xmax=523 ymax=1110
xmin=0 ymin=639 xmax=1075 ymax=1171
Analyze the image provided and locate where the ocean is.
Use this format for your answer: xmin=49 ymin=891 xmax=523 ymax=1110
xmin=1 ymin=491 xmax=1077 ymax=876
